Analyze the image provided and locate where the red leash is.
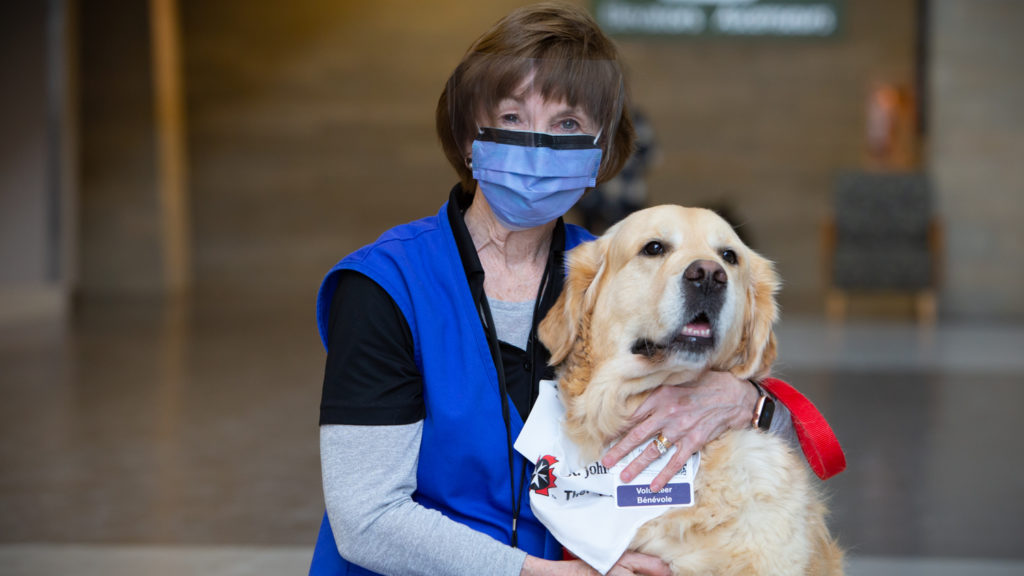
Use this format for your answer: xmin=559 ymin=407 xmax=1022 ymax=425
xmin=760 ymin=377 xmax=846 ymax=480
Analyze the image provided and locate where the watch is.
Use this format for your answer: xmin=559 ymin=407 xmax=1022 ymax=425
xmin=752 ymin=388 xmax=775 ymax=431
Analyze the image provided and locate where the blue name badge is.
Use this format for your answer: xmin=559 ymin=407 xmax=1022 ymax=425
xmin=616 ymin=482 xmax=693 ymax=508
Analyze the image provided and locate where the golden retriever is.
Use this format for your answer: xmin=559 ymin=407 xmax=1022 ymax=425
xmin=538 ymin=205 xmax=843 ymax=575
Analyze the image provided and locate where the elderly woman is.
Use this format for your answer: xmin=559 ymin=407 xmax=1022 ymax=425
xmin=310 ymin=3 xmax=841 ymax=576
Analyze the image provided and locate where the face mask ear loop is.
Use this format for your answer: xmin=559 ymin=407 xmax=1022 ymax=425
xmin=592 ymin=128 xmax=603 ymax=147
xmin=466 ymin=125 xmax=484 ymax=170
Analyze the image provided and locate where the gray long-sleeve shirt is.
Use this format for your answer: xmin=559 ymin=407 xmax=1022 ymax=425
xmin=320 ymin=423 xmax=528 ymax=576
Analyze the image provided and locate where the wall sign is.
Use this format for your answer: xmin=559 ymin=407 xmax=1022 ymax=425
xmin=593 ymin=0 xmax=843 ymax=37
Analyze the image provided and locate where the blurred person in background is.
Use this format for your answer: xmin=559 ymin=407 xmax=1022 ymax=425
xmin=310 ymin=3 xmax=841 ymax=575
xmin=574 ymin=109 xmax=657 ymax=234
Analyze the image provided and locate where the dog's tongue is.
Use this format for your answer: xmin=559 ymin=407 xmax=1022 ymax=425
xmin=682 ymin=320 xmax=712 ymax=339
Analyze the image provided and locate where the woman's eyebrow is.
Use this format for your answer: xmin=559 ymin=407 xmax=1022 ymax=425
xmin=504 ymin=82 xmax=532 ymax=102
xmin=553 ymin=105 xmax=585 ymax=116
xmin=508 ymin=96 xmax=583 ymax=115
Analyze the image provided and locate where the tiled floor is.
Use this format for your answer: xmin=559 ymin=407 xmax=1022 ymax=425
xmin=1 ymin=294 xmax=1022 ymax=574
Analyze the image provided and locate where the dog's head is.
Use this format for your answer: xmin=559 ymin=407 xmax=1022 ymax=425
xmin=540 ymin=205 xmax=779 ymax=400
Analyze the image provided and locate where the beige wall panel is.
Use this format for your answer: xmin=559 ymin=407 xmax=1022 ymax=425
xmin=78 ymin=0 xmax=163 ymax=293
xmin=930 ymin=0 xmax=1024 ymax=319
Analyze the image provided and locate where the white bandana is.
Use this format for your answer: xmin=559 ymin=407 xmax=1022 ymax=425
xmin=515 ymin=380 xmax=700 ymax=574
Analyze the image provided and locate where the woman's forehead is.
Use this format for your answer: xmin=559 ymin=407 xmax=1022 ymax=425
xmin=499 ymin=89 xmax=575 ymax=111
xmin=505 ymin=68 xmax=590 ymax=103
xmin=499 ymin=74 xmax=587 ymax=111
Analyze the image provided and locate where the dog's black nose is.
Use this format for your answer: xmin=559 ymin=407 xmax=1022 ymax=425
xmin=684 ymin=260 xmax=727 ymax=294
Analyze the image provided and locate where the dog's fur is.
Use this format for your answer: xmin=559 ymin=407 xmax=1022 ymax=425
xmin=538 ymin=205 xmax=843 ymax=575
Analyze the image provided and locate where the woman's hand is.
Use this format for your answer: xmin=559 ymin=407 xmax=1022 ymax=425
xmin=522 ymin=551 xmax=670 ymax=576
xmin=607 ymin=551 xmax=672 ymax=576
xmin=521 ymin=556 xmax=595 ymax=576
xmin=601 ymin=370 xmax=759 ymax=492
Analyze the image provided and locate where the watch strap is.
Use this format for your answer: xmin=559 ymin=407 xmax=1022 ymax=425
xmin=753 ymin=392 xmax=775 ymax=431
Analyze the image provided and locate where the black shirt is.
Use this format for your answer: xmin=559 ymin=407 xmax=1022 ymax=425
xmin=320 ymin=187 xmax=566 ymax=426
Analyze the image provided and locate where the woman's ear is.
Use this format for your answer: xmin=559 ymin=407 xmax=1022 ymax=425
xmin=539 ymin=237 xmax=607 ymax=366
xmin=733 ymin=251 xmax=780 ymax=380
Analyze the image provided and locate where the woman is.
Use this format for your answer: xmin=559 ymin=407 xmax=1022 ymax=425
xmin=311 ymin=4 xmax=842 ymax=576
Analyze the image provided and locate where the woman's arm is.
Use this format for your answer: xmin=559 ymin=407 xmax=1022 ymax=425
xmin=324 ymin=425 xmax=672 ymax=576
xmin=522 ymin=552 xmax=671 ymax=576
xmin=322 ymin=423 xmax=528 ymax=575
xmin=322 ymin=273 xmax=528 ymax=574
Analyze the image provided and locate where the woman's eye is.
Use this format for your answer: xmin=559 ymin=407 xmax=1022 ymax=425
xmin=641 ymin=241 xmax=665 ymax=257
xmin=558 ymin=118 xmax=580 ymax=132
xmin=500 ymin=113 xmax=520 ymax=125
xmin=721 ymin=249 xmax=738 ymax=265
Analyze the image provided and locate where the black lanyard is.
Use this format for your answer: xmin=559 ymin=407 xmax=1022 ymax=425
xmin=475 ymin=247 xmax=555 ymax=549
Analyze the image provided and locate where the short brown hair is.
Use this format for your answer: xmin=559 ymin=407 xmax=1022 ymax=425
xmin=436 ymin=2 xmax=635 ymax=195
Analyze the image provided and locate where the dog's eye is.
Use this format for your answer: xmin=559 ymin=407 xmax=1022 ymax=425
xmin=641 ymin=241 xmax=665 ymax=257
xmin=721 ymin=249 xmax=738 ymax=265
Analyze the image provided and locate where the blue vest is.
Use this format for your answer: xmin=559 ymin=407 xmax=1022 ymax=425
xmin=310 ymin=200 xmax=593 ymax=575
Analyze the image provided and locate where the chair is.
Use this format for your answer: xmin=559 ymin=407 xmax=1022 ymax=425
xmin=822 ymin=171 xmax=942 ymax=324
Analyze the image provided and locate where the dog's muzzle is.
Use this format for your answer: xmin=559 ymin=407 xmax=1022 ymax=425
xmin=677 ymin=259 xmax=727 ymax=352
xmin=631 ymin=259 xmax=727 ymax=359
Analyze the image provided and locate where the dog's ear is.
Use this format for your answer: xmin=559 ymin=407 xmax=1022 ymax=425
xmin=733 ymin=251 xmax=780 ymax=380
xmin=539 ymin=237 xmax=607 ymax=367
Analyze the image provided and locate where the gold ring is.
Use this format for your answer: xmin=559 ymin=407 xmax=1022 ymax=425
xmin=653 ymin=432 xmax=672 ymax=456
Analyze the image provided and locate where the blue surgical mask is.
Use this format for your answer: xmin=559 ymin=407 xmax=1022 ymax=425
xmin=471 ymin=128 xmax=603 ymax=230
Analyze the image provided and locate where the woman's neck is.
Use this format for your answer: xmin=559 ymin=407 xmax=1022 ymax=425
xmin=465 ymin=190 xmax=554 ymax=301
